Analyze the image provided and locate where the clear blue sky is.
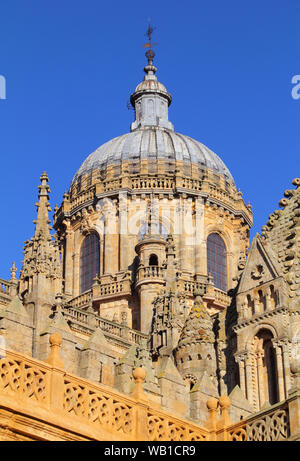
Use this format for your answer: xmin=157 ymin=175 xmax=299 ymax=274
xmin=0 ymin=0 xmax=299 ymax=279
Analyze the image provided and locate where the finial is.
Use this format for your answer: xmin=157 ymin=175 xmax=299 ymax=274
xmin=142 ymin=22 xmax=158 ymax=74
xmin=143 ymin=22 xmax=157 ymax=64
xmin=45 ymin=333 xmax=64 ymax=369
xmin=40 ymin=171 xmax=49 ymax=184
xmin=218 ymin=395 xmax=232 ymax=428
xmin=131 ymin=367 xmax=147 ymax=401
xmin=10 ymin=262 xmax=17 ymax=280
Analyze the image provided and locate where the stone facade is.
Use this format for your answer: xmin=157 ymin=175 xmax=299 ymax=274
xmin=0 ymin=49 xmax=299 ymax=441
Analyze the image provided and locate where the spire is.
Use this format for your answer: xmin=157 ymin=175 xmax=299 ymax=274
xmin=33 ymin=172 xmax=52 ymax=238
xmin=130 ymin=24 xmax=173 ymax=132
xmin=20 ymin=173 xmax=62 ymax=284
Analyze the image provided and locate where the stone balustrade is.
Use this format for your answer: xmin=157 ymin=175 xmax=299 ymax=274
xmin=131 ymin=175 xmax=174 ymax=190
xmin=62 ymin=304 xmax=148 ymax=347
xmin=69 ymin=187 xmax=95 ymax=212
xmin=0 ymin=278 xmax=12 ymax=306
xmin=177 ymin=278 xmax=231 ymax=307
xmin=0 ymin=339 xmax=298 ymax=441
xmin=93 ymin=278 xmax=131 ymax=300
xmin=213 ymin=288 xmax=231 ymax=306
xmin=227 ymin=401 xmax=290 ymax=441
xmin=68 ymin=291 xmax=92 ymax=309
xmin=136 ymin=265 xmax=165 ymax=286
xmin=0 ymin=340 xmax=209 ymax=441
xmin=63 ymin=305 xmax=89 ymax=325
xmin=0 ymin=279 xmax=10 ymax=295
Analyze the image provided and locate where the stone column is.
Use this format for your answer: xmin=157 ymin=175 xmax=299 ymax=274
xmin=100 ymin=238 xmax=104 ymax=275
xmin=256 ymin=350 xmax=265 ymax=408
xmin=73 ymin=250 xmax=80 ymax=297
xmin=103 ymin=200 xmax=117 ymax=274
xmin=195 ymin=198 xmax=205 ymax=276
xmin=274 ymin=343 xmax=285 ymax=401
xmin=119 ymin=192 xmax=129 ymax=271
xmin=265 ymin=286 xmax=272 ymax=311
xmin=253 ymin=292 xmax=260 ymax=315
xmin=182 ymin=197 xmax=194 ymax=273
xmin=237 ymin=355 xmax=246 ymax=397
xmin=64 ymin=227 xmax=73 ymax=296
xmin=245 ymin=352 xmax=254 ymax=406
xmin=282 ymin=341 xmax=291 ymax=394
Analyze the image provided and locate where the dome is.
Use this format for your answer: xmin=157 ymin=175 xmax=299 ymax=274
xmin=72 ymin=127 xmax=235 ymax=185
xmin=134 ymin=79 xmax=169 ymax=96
xmin=71 ymin=51 xmax=235 ymax=186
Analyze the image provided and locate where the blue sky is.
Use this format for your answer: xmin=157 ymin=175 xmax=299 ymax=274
xmin=0 ymin=0 xmax=299 ymax=279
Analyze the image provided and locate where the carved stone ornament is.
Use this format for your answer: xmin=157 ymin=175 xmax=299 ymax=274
xmin=251 ymin=264 xmax=265 ymax=280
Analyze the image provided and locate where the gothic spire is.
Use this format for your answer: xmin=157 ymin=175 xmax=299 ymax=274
xmin=20 ymin=173 xmax=62 ymax=284
xmin=33 ymin=172 xmax=52 ymax=239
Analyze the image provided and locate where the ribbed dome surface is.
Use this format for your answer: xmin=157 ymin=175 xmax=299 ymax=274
xmin=134 ymin=79 xmax=168 ymax=94
xmin=72 ymin=127 xmax=235 ymax=185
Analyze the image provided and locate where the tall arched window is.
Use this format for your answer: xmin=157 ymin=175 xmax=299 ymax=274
xmin=80 ymin=233 xmax=100 ymax=293
xmin=255 ymin=330 xmax=279 ymax=406
xmin=207 ymin=233 xmax=227 ymax=291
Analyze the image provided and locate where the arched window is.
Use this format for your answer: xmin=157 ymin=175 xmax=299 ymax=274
xmin=149 ymin=254 xmax=158 ymax=266
xmin=255 ymin=330 xmax=279 ymax=406
xmin=207 ymin=233 xmax=227 ymax=291
xmin=80 ymin=233 xmax=100 ymax=293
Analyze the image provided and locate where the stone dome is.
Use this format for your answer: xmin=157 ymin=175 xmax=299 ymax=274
xmin=72 ymin=127 xmax=235 ymax=185
xmin=71 ymin=53 xmax=235 ymax=186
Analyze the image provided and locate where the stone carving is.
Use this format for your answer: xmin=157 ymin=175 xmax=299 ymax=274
xmin=251 ymin=264 xmax=265 ymax=280
xmin=63 ymin=381 xmax=133 ymax=434
xmin=147 ymin=412 xmax=207 ymax=441
xmin=150 ymin=288 xmax=188 ymax=358
xmin=246 ymin=408 xmax=289 ymax=441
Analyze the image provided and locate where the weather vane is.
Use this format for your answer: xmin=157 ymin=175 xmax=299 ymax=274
xmin=142 ymin=21 xmax=158 ymax=65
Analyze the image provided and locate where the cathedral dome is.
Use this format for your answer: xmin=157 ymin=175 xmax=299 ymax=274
xmin=71 ymin=50 xmax=234 ymax=187
xmin=72 ymin=127 xmax=234 ymax=185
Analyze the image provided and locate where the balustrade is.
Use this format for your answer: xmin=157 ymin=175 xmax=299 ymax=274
xmin=0 ymin=343 xmax=296 ymax=441
xmin=0 ymin=279 xmax=10 ymax=295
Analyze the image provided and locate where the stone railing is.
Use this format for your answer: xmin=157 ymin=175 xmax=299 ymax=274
xmin=103 ymin=177 xmax=123 ymax=192
xmin=62 ymin=305 xmax=148 ymax=347
xmin=68 ymin=279 xmax=131 ymax=312
xmin=0 ymin=278 xmax=12 ymax=306
xmin=227 ymin=401 xmax=290 ymax=442
xmin=178 ymin=279 xmax=207 ymax=295
xmin=136 ymin=266 xmax=165 ymax=285
xmin=96 ymin=317 xmax=147 ymax=346
xmin=147 ymin=409 xmax=207 ymax=441
xmin=0 ymin=279 xmax=10 ymax=295
xmin=63 ymin=305 xmax=90 ymax=325
xmin=131 ymin=175 xmax=175 ymax=190
xmin=0 ymin=338 xmax=299 ymax=441
xmin=179 ymin=177 xmax=202 ymax=191
xmin=212 ymin=288 xmax=231 ymax=306
xmin=177 ymin=278 xmax=231 ymax=307
xmin=93 ymin=278 xmax=131 ymax=300
xmin=68 ymin=291 xmax=92 ymax=309
xmin=0 ymin=338 xmax=209 ymax=441
xmin=69 ymin=187 xmax=95 ymax=212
